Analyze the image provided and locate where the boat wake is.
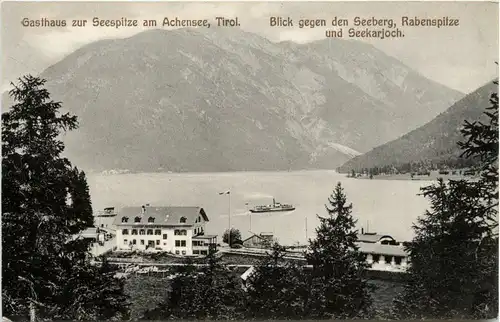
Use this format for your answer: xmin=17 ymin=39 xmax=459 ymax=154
xmin=220 ymin=211 xmax=251 ymax=218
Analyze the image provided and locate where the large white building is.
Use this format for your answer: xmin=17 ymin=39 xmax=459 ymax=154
xmin=113 ymin=205 xmax=217 ymax=256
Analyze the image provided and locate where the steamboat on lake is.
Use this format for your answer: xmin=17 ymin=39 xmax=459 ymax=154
xmin=249 ymin=198 xmax=295 ymax=213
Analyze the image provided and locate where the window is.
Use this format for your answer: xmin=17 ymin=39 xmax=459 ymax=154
xmin=124 ymin=239 xmax=128 ymax=244
xmin=147 ymin=229 xmax=153 ymax=235
xmin=182 ymin=251 xmax=186 ymax=255
xmin=175 ymin=229 xmax=187 ymax=236
xmin=175 ymin=250 xmax=180 ymax=255
xmin=163 ymin=234 xmax=167 ymax=240
xmin=193 ymin=250 xmax=200 ymax=254
xmin=156 ymin=240 xmax=160 ymax=245
xmin=132 ymin=239 xmax=137 ymax=245
xmin=155 ymin=229 xmax=161 ymax=235
xmin=131 ymin=229 xmax=138 ymax=235
xmin=140 ymin=240 xmax=145 ymax=245
xmin=201 ymin=250 xmax=207 ymax=255
xmin=148 ymin=217 xmax=155 ymax=223
xmin=134 ymin=216 xmax=141 ymax=223
xmin=122 ymin=229 xmax=129 ymax=235
xmin=139 ymin=229 xmax=145 ymax=235
xmin=121 ymin=217 xmax=128 ymax=223
xmin=180 ymin=216 xmax=187 ymax=223
xmin=176 ymin=240 xmax=186 ymax=247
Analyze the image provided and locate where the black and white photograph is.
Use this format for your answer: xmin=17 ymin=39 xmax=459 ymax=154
xmin=1 ymin=1 xmax=499 ymax=320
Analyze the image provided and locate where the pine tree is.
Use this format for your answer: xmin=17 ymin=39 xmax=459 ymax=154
xmin=2 ymin=76 xmax=130 ymax=320
xmin=305 ymin=182 xmax=373 ymax=319
xmin=393 ymin=79 xmax=498 ymax=319
xmin=245 ymin=242 xmax=309 ymax=319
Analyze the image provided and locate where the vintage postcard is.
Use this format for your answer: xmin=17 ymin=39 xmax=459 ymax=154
xmin=1 ymin=1 xmax=498 ymax=321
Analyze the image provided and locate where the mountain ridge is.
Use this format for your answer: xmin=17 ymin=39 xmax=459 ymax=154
xmin=2 ymin=27 xmax=464 ymax=173
xmin=337 ymin=78 xmax=498 ymax=173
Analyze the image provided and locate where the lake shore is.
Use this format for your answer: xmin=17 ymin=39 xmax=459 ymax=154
xmin=348 ymin=173 xmax=477 ymax=181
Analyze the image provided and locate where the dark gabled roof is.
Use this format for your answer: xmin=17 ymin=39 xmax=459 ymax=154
xmin=357 ymin=242 xmax=408 ymax=257
xmin=357 ymin=233 xmax=395 ymax=243
xmin=113 ymin=206 xmax=208 ymax=226
xmin=242 ymin=233 xmax=274 ymax=243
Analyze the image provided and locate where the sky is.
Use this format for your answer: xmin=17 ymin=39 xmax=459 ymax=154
xmin=1 ymin=1 xmax=498 ymax=93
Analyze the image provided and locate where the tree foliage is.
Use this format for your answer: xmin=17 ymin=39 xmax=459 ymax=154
xmin=305 ymin=182 xmax=374 ymax=319
xmin=143 ymin=246 xmax=246 ymax=320
xmin=245 ymin=243 xmax=310 ymax=319
xmin=2 ymin=75 xmax=130 ymax=320
xmin=222 ymin=228 xmax=242 ymax=247
xmin=393 ymin=79 xmax=498 ymax=319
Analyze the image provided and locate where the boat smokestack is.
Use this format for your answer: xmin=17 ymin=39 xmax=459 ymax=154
xmin=141 ymin=205 xmax=146 ymax=215
xmin=273 ymin=198 xmax=275 ymax=206
xmin=361 ymin=228 xmax=364 ymax=234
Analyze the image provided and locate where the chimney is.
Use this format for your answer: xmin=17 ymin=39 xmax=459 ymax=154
xmin=361 ymin=228 xmax=364 ymax=234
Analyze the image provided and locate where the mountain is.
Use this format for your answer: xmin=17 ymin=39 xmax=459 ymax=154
xmin=337 ymin=79 xmax=498 ymax=173
xmin=2 ymin=28 xmax=463 ymax=173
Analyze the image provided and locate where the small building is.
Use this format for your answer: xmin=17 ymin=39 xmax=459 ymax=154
xmin=95 ymin=206 xmax=118 ymax=231
xmin=358 ymin=242 xmax=409 ymax=269
xmin=242 ymin=232 xmax=275 ymax=248
xmin=113 ymin=205 xmax=216 ymax=256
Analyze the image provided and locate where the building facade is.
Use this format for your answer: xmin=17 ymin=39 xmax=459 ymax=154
xmin=242 ymin=232 xmax=275 ymax=248
xmin=113 ymin=205 xmax=216 ymax=255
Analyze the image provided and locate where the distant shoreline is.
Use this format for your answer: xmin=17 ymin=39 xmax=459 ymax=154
xmin=344 ymin=173 xmax=480 ymax=182
xmin=90 ymin=168 xmax=340 ymax=176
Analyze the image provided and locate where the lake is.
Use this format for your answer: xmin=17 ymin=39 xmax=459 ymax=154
xmin=87 ymin=170 xmax=433 ymax=245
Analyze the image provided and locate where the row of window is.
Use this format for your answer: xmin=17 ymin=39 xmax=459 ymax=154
xmin=122 ymin=229 xmax=189 ymax=236
xmin=123 ymin=229 xmax=161 ymax=235
xmin=121 ymin=216 xmax=188 ymax=223
xmin=124 ymin=239 xmax=162 ymax=246
xmin=123 ymin=239 xmax=188 ymax=247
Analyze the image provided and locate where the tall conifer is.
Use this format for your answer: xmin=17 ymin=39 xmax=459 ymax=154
xmin=305 ymin=182 xmax=373 ymax=319
xmin=2 ymin=76 xmax=130 ymax=320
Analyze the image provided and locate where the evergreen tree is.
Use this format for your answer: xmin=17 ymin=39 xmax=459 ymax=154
xmin=305 ymin=182 xmax=373 ymax=319
xmin=2 ymin=76 xmax=130 ymax=320
xmin=245 ymin=242 xmax=309 ymax=319
xmin=393 ymin=79 xmax=498 ymax=319
xmin=144 ymin=246 xmax=245 ymax=319
xmin=67 ymin=167 xmax=94 ymax=233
